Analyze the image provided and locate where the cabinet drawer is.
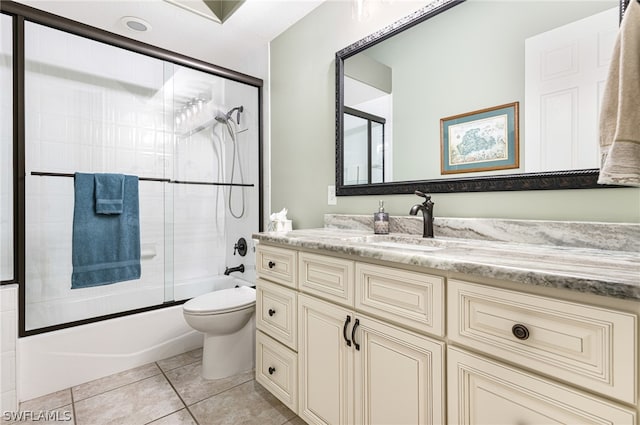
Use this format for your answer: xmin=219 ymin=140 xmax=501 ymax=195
xmin=447 ymin=347 xmax=636 ymax=425
xmin=256 ymin=278 xmax=297 ymax=350
xmin=256 ymin=245 xmax=297 ymax=288
xmin=299 ymin=252 xmax=354 ymax=307
xmin=356 ymin=263 xmax=444 ymax=337
xmin=256 ymin=331 xmax=298 ymax=413
xmin=448 ymin=279 xmax=638 ymax=404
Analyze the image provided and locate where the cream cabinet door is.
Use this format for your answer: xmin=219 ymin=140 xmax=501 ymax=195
xmin=448 ymin=279 xmax=637 ymax=404
xmin=354 ymin=314 xmax=445 ymax=425
xmin=298 ymin=294 xmax=354 ymax=425
xmin=256 ymin=245 xmax=298 ymax=288
xmin=448 ymin=347 xmax=637 ymax=425
xmin=299 ymin=252 xmax=355 ymax=307
xmin=256 ymin=278 xmax=298 ymax=350
xmin=256 ymin=331 xmax=298 ymax=412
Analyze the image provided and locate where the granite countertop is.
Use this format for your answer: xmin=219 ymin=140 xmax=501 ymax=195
xmin=253 ymin=228 xmax=640 ymax=301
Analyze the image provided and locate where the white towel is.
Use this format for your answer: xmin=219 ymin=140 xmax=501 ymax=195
xmin=598 ymin=0 xmax=640 ymax=187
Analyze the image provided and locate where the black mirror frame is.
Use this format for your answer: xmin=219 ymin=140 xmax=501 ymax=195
xmin=335 ymin=0 xmax=627 ymax=196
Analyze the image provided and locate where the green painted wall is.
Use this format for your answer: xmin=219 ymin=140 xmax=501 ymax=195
xmin=269 ymin=1 xmax=640 ymax=230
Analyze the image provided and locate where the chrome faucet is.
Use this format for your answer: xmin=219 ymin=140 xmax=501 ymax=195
xmin=224 ymin=264 xmax=245 ymax=275
xmin=409 ymin=190 xmax=434 ymax=238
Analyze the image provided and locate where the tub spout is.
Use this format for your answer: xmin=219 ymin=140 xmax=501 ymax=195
xmin=224 ymin=264 xmax=245 ymax=275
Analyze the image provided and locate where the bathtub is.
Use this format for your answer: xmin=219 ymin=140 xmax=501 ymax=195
xmin=18 ymin=276 xmax=253 ymax=401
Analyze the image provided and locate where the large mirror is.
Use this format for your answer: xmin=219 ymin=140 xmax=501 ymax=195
xmin=336 ymin=0 xmax=626 ymax=195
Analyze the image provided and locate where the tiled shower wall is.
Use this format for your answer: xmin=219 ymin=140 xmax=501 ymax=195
xmin=22 ymin=22 xmax=259 ymax=331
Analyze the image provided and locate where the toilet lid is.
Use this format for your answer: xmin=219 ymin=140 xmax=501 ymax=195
xmin=183 ymin=286 xmax=256 ymax=315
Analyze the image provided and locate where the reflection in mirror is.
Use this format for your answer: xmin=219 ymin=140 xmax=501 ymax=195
xmin=337 ymin=0 xmax=622 ymax=194
xmin=343 ymin=107 xmax=386 ymax=185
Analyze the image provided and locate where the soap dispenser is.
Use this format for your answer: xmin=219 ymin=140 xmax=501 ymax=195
xmin=373 ymin=200 xmax=389 ymax=234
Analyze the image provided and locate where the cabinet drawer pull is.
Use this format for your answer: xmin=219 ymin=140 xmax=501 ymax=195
xmin=343 ymin=315 xmax=352 ymax=347
xmin=512 ymin=324 xmax=530 ymax=340
xmin=268 ymin=261 xmax=276 ymax=269
xmin=268 ymin=308 xmax=276 ymax=317
xmin=268 ymin=366 xmax=276 ymax=375
xmin=352 ymin=318 xmax=360 ymax=351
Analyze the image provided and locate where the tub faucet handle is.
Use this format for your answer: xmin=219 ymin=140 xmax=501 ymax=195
xmin=233 ymin=238 xmax=248 ymax=257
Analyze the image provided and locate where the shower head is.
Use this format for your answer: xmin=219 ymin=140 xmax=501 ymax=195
xmin=215 ymin=105 xmax=244 ymax=125
xmin=234 ymin=106 xmax=244 ymax=124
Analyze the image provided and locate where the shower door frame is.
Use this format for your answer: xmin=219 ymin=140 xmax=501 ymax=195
xmin=0 ymin=0 xmax=264 ymax=337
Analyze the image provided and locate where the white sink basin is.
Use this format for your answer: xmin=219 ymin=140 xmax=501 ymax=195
xmin=368 ymin=241 xmax=443 ymax=251
xmin=355 ymin=234 xmax=452 ymax=252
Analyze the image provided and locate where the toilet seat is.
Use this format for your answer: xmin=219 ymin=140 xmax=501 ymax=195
xmin=183 ymin=286 xmax=255 ymax=316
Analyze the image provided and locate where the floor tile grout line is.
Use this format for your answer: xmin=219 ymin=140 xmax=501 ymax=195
xmin=141 ymin=407 xmax=185 ymax=425
xmin=157 ymin=352 xmax=203 ymax=374
xmin=71 ymin=371 xmax=166 ymax=409
xmin=70 ymin=387 xmax=78 ymax=425
xmin=71 ymin=365 xmax=163 ymax=403
xmin=182 ymin=374 xmax=256 ymax=408
xmin=156 ymin=362 xmax=200 ymax=425
xmin=71 ymin=352 xmax=202 ymax=404
xmin=14 ymin=389 xmax=73 ymax=416
xmin=18 ymin=354 xmax=200 ymax=421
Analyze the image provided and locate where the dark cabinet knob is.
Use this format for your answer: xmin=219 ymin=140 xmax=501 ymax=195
xmin=512 ymin=324 xmax=530 ymax=340
xmin=268 ymin=309 xmax=276 ymax=317
xmin=268 ymin=366 xmax=276 ymax=375
xmin=268 ymin=261 xmax=275 ymax=269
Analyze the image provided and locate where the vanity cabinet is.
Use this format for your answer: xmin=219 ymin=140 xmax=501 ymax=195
xmin=447 ymin=347 xmax=636 ymax=424
xmin=255 ymin=245 xmax=299 ymax=412
xmin=255 ymin=241 xmax=639 ymax=424
xmin=256 ymin=245 xmax=446 ymax=424
xmin=296 ymin=251 xmax=445 ymax=425
xmin=447 ymin=279 xmax=638 ymax=424
xmin=256 ymin=244 xmax=297 ymax=288
xmin=298 ymin=294 xmax=444 ymax=425
xmin=256 ymin=278 xmax=297 ymax=350
xmin=448 ymin=279 xmax=638 ymax=405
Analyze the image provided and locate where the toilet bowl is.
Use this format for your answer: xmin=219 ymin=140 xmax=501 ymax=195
xmin=183 ymin=286 xmax=256 ymax=380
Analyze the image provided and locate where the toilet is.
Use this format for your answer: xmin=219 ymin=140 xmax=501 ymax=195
xmin=182 ymin=285 xmax=256 ymax=380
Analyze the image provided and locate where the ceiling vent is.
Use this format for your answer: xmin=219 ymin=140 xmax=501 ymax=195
xmin=163 ymin=0 xmax=246 ymax=24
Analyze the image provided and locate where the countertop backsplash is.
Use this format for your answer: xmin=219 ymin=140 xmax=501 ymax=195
xmin=324 ymin=214 xmax=640 ymax=253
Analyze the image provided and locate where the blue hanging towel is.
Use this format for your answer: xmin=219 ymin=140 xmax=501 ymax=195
xmin=71 ymin=173 xmax=141 ymax=289
xmin=95 ymin=173 xmax=125 ymax=214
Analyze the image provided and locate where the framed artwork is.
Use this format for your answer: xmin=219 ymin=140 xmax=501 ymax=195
xmin=440 ymin=102 xmax=519 ymax=174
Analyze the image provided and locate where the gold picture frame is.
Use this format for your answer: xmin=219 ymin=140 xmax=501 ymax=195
xmin=440 ymin=102 xmax=519 ymax=174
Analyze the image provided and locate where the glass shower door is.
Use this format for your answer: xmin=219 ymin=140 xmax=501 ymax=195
xmin=23 ymin=22 xmax=169 ymax=330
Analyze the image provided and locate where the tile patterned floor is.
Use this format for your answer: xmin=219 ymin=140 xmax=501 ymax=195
xmin=3 ymin=349 xmax=306 ymax=425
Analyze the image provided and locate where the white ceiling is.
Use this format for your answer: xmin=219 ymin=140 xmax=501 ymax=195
xmin=14 ymin=0 xmax=325 ymax=73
